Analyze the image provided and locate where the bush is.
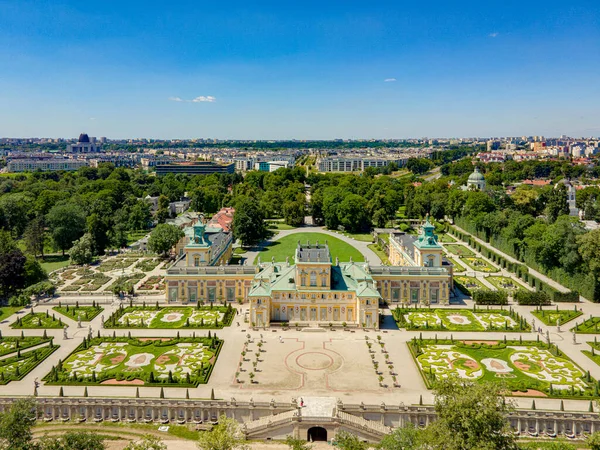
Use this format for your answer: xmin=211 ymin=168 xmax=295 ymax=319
xmin=514 ymin=290 xmax=551 ymax=306
xmin=472 ymin=289 xmax=508 ymax=305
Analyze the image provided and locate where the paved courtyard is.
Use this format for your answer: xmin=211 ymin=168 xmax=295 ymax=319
xmin=2 ymin=296 xmax=600 ymax=414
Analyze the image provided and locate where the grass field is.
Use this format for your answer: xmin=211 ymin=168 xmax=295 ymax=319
xmin=254 ymin=232 xmax=364 ymax=264
xmin=339 ymin=231 xmax=373 ymax=242
xmin=0 ymin=307 xmax=23 ymax=323
xmin=438 ymin=233 xmax=456 ymax=243
xmin=531 ymin=308 xmax=583 ymax=326
xmin=410 ymin=339 xmax=595 ymax=398
xmin=11 ymin=312 xmax=65 ymax=329
xmin=449 ymin=258 xmax=466 ymax=273
xmin=53 ymin=305 xmax=104 ymax=322
xmin=367 ymin=243 xmax=390 ymax=265
xmin=126 ymin=231 xmax=148 ymax=245
xmin=39 ymin=255 xmax=71 ymax=273
xmin=44 ymin=336 xmax=222 ymax=386
xmin=266 ymin=221 xmax=296 ymax=231
xmin=573 ymin=317 xmax=600 ymax=334
xmin=444 ymin=244 xmax=476 ymax=257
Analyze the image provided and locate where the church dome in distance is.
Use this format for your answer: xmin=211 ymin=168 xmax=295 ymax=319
xmin=78 ymin=133 xmax=90 ymax=143
xmin=468 ymin=167 xmax=484 ymax=183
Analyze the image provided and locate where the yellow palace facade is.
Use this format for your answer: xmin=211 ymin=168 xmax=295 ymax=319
xmin=164 ymin=219 xmax=453 ymax=328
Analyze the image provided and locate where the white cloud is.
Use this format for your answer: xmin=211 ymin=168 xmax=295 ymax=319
xmin=191 ymin=96 xmax=216 ymax=103
xmin=169 ymin=95 xmax=216 ymax=103
xmin=89 ymin=117 xmax=96 ymax=121
xmin=384 ymin=78 xmax=396 ymax=82
xmin=488 ymin=32 xmax=499 ymax=38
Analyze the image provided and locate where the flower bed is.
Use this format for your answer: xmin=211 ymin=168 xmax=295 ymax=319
xmin=11 ymin=312 xmax=65 ymax=329
xmin=409 ymin=338 xmax=596 ymax=398
xmin=531 ymin=307 xmax=583 ymax=326
xmin=105 ymin=304 xmax=235 ymax=329
xmin=43 ymin=336 xmax=222 ymax=386
xmin=53 ymin=303 xmax=104 ymax=322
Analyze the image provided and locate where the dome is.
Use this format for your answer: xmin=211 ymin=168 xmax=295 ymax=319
xmin=78 ymin=133 xmax=90 ymax=143
xmin=468 ymin=167 xmax=485 ymax=182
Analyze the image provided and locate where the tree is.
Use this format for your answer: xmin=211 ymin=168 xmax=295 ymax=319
xmin=378 ymin=423 xmax=423 ymax=450
xmin=283 ymin=200 xmax=305 ymax=227
xmin=545 ymin=183 xmax=569 ymax=223
xmin=337 ymin=194 xmax=370 ymax=232
xmin=128 ymin=201 xmax=152 ymax=231
xmin=46 ymin=204 xmax=86 ymax=255
xmin=87 ymin=213 xmax=111 ymax=256
xmin=285 ymin=435 xmax=313 ymax=450
xmin=421 ymin=379 xmax=517 ymax=450
xmin=23 ymin=256 xmax=46 ymax=287
xmin=123 ymin=435 xmax=166 ymax=450
xmin=0 ymin=397 xmax=37 ymax=450
xmin=37 ymin=431 xmax=106 ymax=450
xmin=23 ymin=216 xmax=45 ymax=259
xmin=587 ymin=431 xmax=600 ymax=450
xmin=334 ymin=430 xmax=368 ymax=450
xmin=69 ymin=233 xmax=94 ymax=265
xmin=232 ymin=197 xmax=267 ymax=247
xmin=147 ymin=224 xmax=184 ymax=257
xmin=406 ymin=157 xmax=434 ymax=175
xmin=0 ymin=232 xmax=27 ymax=300
xmin=197 ymin=414 xmax=249 ymax=450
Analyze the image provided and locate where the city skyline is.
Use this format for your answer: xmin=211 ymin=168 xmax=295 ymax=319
xmin=1 ymin=0 xmax=599 ymax=139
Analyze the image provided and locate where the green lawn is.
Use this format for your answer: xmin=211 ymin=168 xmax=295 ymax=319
xmin=367 ymin=243 xmax=390 ymax=265
xmin=0 ymin=340 xmax=58 ymax=385
xmin=39 ymin=255 xmax=71 ymax=273
xmin=254 ymin=232 xmax=364 ymax=264
xmin=573 ymin=317 xmax=600 ymax=334
xmin=43 ymin=336 xmax=222 ymax=386
xmin=454 ymin=276 xmax=486 ymax=291
xmin=126 ymin=231 xmax=148 ymax=245
xmin=449 ymin=258 xmax=466 ymax=273
xmin=411 ymin=339 xmax=595 ymax=398
xmin=437 ymin=233 xmax=456 ymax=243
xmin=0 ymin=307 xmax=23 ymax=323
xmin=53 ymin=305 xmax=104 ymax=322
xmin=444 ymin=244 xmax=476 ymax=257
xmin=11 ymin=312 xmax=64 ymax=329
xmin=340 ymin=232 xmax=373 ymax=242
xmin=266 ymin=221 xmax=296 ymax=231
xmin=531 ymin=308 xmax=582 ymax=326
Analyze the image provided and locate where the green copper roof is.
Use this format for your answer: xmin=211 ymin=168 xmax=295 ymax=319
xmin=414 ymin=217 xmax=441 ymax=250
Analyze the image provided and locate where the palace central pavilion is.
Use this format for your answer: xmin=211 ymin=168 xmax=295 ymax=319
xmin=165 ymin=219 xmax=453 ymax=329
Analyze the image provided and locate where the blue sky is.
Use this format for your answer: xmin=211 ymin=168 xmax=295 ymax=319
xmin=0 ymin=0 xmax=599 ymax=139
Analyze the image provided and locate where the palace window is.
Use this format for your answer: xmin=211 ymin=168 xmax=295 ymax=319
xmin=194 ymin=256 xmax=200 ymax=267
xmin=310 ymin=272 xmax=317 ymax=286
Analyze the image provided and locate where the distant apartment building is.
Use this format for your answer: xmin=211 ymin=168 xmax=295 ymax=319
xmin=7 ymin=158 xmax=87 ymax=172
xmin=234 ymin=158 xmax=254 ymax=172
xmin=155 ymin=161 xmax=235 ymax=176
xmin=67 ymin=134 xmax=102 ymax=153
xmin=317 ymin=157 xmax=407 ymax=172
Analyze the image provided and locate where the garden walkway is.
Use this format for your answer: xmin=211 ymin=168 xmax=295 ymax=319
xmin=452 ymin=225 xmax=572 ymax=295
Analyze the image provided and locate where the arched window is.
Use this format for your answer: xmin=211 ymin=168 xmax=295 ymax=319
xmin=194 ymin=256 xmax=200 ymax=267
xmin=427 ymin=256 xmax=434 ymax=267
xmin=310 ymin=271 xmax=317 ymax=286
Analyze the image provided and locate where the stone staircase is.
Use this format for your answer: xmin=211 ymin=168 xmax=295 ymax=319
xmin=244 ymin=409 xmax=298 ymax=436
xmin=335 ymin=410 xmax=393 ymax=438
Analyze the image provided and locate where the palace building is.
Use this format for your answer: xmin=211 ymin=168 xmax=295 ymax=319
xmin=164 ymin=218 xmax=453 ymax=328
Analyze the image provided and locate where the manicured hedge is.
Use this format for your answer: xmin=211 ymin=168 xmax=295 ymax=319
xmin=514 ymin=290 xmax=551 ymax=306
xmin=472 ymin=289 xmax=508 ymax=305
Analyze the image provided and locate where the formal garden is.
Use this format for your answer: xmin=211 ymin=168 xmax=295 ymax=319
xmin=460 ymin=257 xmax=499 ymax=273
xmin=409 ymin=338 xmax=597 ymax=398
xmin=454 ymin=276 xmax=486 ymax=293
xmin=449 ymin=258 xmax=466 ymax=273
xmin=43 ymin=335 xmax=222 ymax=386
xmin=443 ymin=244 xmax=475 ymax=257
xmin=61 ymin=272 xmax=111 ymax=292
xmin=572 ymin=317 xmax=600 ymax=334
xmin=105 ymin=304 xmax=234 ymax=329
xmin=0 ymin=336 xmax=58 ymax=384
xmin=53 ymin=301 xmax=104 ymax=322
xmin=485 ymin=276 xmax=527 ymax=292
xmin=11 ymin=311 xmax=65 ymax=329
xmin=393 ymin=306 xmax=529 ymax=332
xmin=531 ymin=306 xmax=583 ymax=327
